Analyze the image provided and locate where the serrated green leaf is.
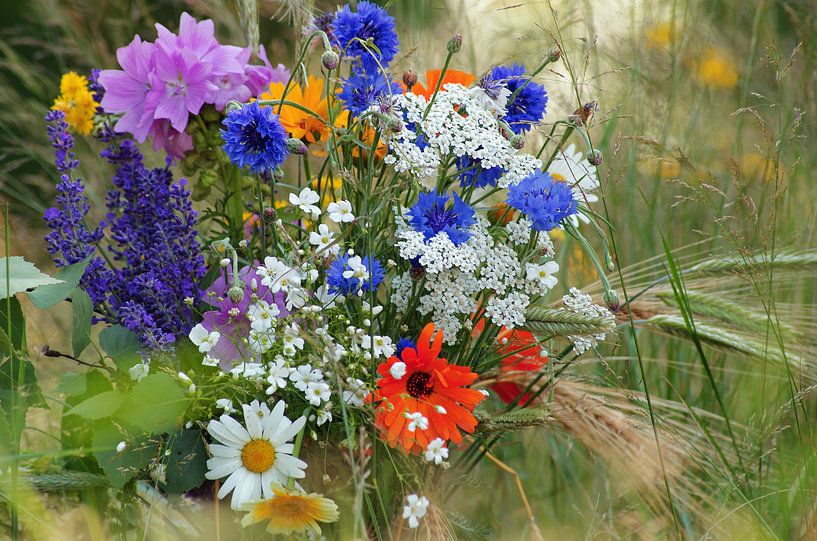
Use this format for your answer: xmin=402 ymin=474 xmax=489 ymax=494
xmin=164 ymin=429 xmax=208 ymax=494
xmin=0 ymin=256 xmax=63 ymax=299
xmin=92 ymin=420 xmax=159 ymax=490
xmin=116 ymin=374 xmax=187 ymax=433
xmin=71 ymin=288 xmax=93 ymax=357
xmin=67 ymin=390 xmax=125 ymax=420
xmin=99 ymin=325 xmax=142 ymax=372
xmin=27 ymin=256 xmax=92 ymax=309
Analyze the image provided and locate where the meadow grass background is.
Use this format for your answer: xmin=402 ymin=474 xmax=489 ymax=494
xmin=1 ymin=0 xmax=816 ymax=539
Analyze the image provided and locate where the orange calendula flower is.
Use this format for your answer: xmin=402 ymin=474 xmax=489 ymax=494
xmin=52 ymin=71 xmax=98 ymax=136
xmin=405 ymin=69 xmax=476 ymax=99
xmin=372 ymin=323 xmax=485 ymax=454
xmin=260 ymin=75 xmax=348 ymax=144
xmin=240 ymin=485 xmax=339 ymax=536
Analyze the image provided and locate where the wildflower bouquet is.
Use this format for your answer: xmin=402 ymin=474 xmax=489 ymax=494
xmin=14 ymin=2 xmax=621 ymax=537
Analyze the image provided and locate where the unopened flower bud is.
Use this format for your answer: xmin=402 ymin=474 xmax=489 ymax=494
xmin=604 ymin=289 xmax=620 ymax=312
xmin=321 ymin=49 xmax=340 ymax=70
xmin=409 ymin=266 xmax=426 ymax=280
xmin=272 ymin=167 xmax=285 ymax=182
xmin=447 ymin=33 xmax=462 ymax=54
xmin=546 ymin=47 xmax=561 ymax=63
xmin=263 ymin=207 xmax=277 ymax=221
xmin=225 ymin=100 xmax=243 ymax=113
xmin=510 ymin=134 xmax=525 ymax=149
xmin=238 ymin=239 xmax=248 ymax=249
xmin=116 ymin=441 xmax=127 ymax=453
xmin=402 ymin=68 xmax=418 ymax=90
xmin=227 ymin=286 xmax=245 ymax=303
xmin=388 ymin=117 xmax=404 ymax=133
xmin=587 ymin=149 xmax=603 ymax=166
xmin=219 ymin=258 xmax=231 ymax=268
xmin=286 ymin=138 xmax=308 ymax=155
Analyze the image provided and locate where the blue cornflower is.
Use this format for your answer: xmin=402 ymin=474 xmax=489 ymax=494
xmin=506 ymin=171 xmax=577 ymax=231
xmin=332 ymin=1 xmax=399 ymax=72
xmin=396 ymin=337 xmax=415 ymax=358
xmin=408 ymin=191 xmax=476 ymax=245
xmin=457 ymin=156 xmax=505 ymax=189
xmin=221 ymin=101 xmax=289 ymax=173
xmin=490 ymin=64 xmax=548 ymax=134
xmin=338 ymin=71 xmax=400 ymax=117
xmin=327 ymin=254 xmax=385 ymax=295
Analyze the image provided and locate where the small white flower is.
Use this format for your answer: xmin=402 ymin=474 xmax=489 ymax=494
xmin=389 ymin=361 xmax=407 ymax=380
xmin=290 ymin=364 xmax=323 ymax=392
xmin=424 ymin=438 xmax=449 ymax=465
xmin=402 ymin=494 xmax=430 ymax=529
xmin=342 ymin=378 xmax=369 ymax=407
xmin=178 ymin=371 xmax=196 ymax=394
xmin=189 ymin=324 xmax=221 ymax=353
xmin=215 ymin=398 xmax=236 ymax=414
xmin=343 ymin=255 xmax=369 ymax=287
xmin=116 ymin=441 xmax=127 ymax=453
xmin=316 ymin=407 xmax=333 ymax=426
xmin=308 ymin=224 xmax=338 ymax=256
xmin=265 ymin=357 xmax=290 ymax=395
xmin=247 ymin=300 xmax=280 ymax=333
xmin=305 ymin=381 xmax=331 ymax=406
xmin=129 ymin=362 xmax=149 ymax=382
xmin=230 ymin=362 xmax=266 ymax=381
xmin=327 ymin=200 xmax=355 ymax=223
xmin=202 ymin=355 xmax=219 ymax=367
xmin=248 ymin=330 xmax=274 ymax=353
xmin=282 ymin=323 xmax=305 ymax=355
xmin=259 ymin=257 xmax=302 ymax=293
xmin=405 ymin=412 xmax=429 ymax=432
xmin=526 ymin=261 xmax=559 ymax=292
xmin=361 ymin=335 xmax=395 ymax=358
xmin=289 ymin=187 xmax=321 ymax=220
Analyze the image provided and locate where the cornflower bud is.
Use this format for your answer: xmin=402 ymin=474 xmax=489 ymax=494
xmin=286 ymin=138 xmax=308 ymax=155
xmin=402 ymin=68 xmax=418 ymax=90
xmin=587 ymin=149 xmax=603 ymax=166
xmin=321 ymin=49 xmax=340 ymax=70
xmin=447 ymin=34 xmax=462 ymax=54
xmin=263 ymin=207 xmax=277 ymax=221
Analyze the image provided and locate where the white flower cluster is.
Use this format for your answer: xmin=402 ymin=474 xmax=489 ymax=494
xmin=394 ymin=211 xmax=561 ymax=342
xmin=561 ymin=287 xmax=615 ymax=354
xmin=384 ymin=84 xmax=540 ymax=187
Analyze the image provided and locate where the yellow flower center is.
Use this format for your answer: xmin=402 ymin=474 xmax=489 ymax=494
xmin=241 ymin=439 xmax=276 ymax=473
xmin=551 ymin=173 xmax=566 ymax=182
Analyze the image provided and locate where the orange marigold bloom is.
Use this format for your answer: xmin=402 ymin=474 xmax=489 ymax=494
xmin=260 ymin=76 xmax=348 ymax=144
xmin=372 ymin=323 xmax=485 ymax=454
xmin=404 ymin=69 xmax=476 ymax=99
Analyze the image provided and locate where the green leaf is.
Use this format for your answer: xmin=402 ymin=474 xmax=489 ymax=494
xmin=71 ymin=288 xmax=93 ymax=357
xmin=0 ymin=256 xmax=63 ymax=299
xmin=55 ymin=372 xmax=88 ymax=397
xmin=92 ymin=420 xmax=159 ymax=490
xmin=67 ymin=390 xmax=125 ymax=420
xmin=0 ymin=338 xmax=44 ymax=431
xmin=99 ymin=325 xmax=142 ymax=372
xmin=0 ymin=295 xmax=25 ymax=351
xmin=27 ymin=256 xmax=92 ymax=309
xmin=164 ymin=429 xmax=208 ymax=494
xmin=116 ymin=374 xmax=187 ymax=433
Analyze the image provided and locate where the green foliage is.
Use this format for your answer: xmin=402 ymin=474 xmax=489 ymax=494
xmin=98 ymin=325 xmax=142 ymax=372
xmin=67 ymin=390 xmax=126 ymax=420
xmin=27 ymin=256 xmax=91 ymax=309
xmin=71 ymin=287 xmax=93 ymax=357
xmin=92 ymin=420 xmax=160 ymax=490
xmin=0 ymin=256 xmax=62 ymax=298
xmin=164 ymin=429 xmax=208 ymax=494
xmin=118 ymin=374 xmax=188 ymax=433
xmin=0 ymin=295 xmax=26 ymax=351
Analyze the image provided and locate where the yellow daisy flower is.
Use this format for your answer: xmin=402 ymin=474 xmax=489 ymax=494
xmin=52 ymin=71 xmax=98 ymax=136
xmin=696 ymin=47 xmax=739 ymax=89
xmin=240 ymin=484 xmax=339 ymax=536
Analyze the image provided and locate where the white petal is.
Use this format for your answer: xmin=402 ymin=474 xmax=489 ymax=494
xmin=270 ymin=415 xmax=306 ymax=446
xmin=207 ymin=420 xmax=245 ymax=447
xmin=243 ymin=405 xmax=263 ymax=439
xmin=217 ymin=468 xmax=244 ymax=500
xmin=220 ymin=415 xmax=251 ymax=444
xmin=206 ymin=458 xmax=241 ymax=480
xmin=208 ymin=444 xmax=241 ymax=458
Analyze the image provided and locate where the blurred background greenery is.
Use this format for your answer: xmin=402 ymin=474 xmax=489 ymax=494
xmin=2 ymin=0 xmax=816 ymax=539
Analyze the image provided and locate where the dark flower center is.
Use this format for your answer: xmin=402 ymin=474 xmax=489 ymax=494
xmin=424 ymin=203 xmax=458 ymax=234
xmin=406 ymin=371 xmax=433 ymax=398
xmin=242 ymin=122 xmax=267 ymax=153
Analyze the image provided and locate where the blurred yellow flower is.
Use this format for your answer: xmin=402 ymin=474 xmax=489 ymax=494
xmin=645 ymin=22 xmax=675 ymax=50
xmin=240 ymin=485 xmax=339 ymax=536
xmin=696 ymin=47 xmax=739 ymax=89
xmin=52 ymin=71 xmax=97 ymax=136
xmin=740 ymin=153 xmax=779 ymax=182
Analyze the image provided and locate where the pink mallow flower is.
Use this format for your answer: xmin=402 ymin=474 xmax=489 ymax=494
xmin=99 ymin=36 xmax=156 ymax=142
xmin=146 ymin=46 xmax=216 ymax=132
xmin=200 ymin=265 xmax=289 ymax=370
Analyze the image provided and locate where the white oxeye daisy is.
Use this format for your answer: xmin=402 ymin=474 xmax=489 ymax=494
xmin=204 ymin=400 xmax=308 ymax=510
xmin=326 ymin=200 xmax=355 ymax=223
xmin=189 ymin=324 xmax=221 ymax=353
xmin=402 ymin=494 xmax=430 ymax=528
xmin=289 ymin=187 xmax=321 ymax=220
xmin=424 ymin=438 xmax=449 ymax=465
